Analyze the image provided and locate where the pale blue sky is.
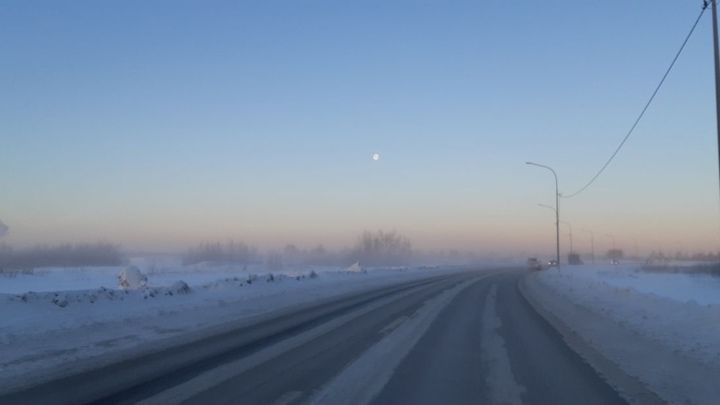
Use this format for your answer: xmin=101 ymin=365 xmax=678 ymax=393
xmin=1 ymin=1 xmax=718 ymax=255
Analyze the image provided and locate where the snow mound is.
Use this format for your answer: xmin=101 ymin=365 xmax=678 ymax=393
xmin=142 ymin=281 xmax=192 ymax=298
xmin=169 ymin=280 xmax=190 ymax=294
xmin=9 ymin=286 xmax=128 ymax=307
xmin=200 ymin=277 xmax=246 ymax=289
xmin=343 ymin=262 xmax=370 ymax=274
xmin=118 ymin=266 xmax=147 ymax=289
xmin=7 ymin=282 xmax=195 ymax=307
xmin=294 ymin=270 xmax=319 ymax=280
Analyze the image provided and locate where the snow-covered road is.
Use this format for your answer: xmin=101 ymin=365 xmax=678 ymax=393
xmin=1 ymin=270 xmax=627 ymax=405
xmin=0 ymin=262 xmax=475 ymax=391
xmin=3 ymin=261 xmax=718 ymax=404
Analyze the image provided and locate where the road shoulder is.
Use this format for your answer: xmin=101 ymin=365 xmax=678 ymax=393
xmin=519 ymin=272 xmax=672 ymax=405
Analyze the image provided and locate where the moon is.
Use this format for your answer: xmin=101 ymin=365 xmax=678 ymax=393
xmin=372 ymin=153 xmax=379 ymax=161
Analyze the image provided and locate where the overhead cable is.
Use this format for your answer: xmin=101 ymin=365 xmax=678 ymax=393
xmin=563 ymin=5 xmax=708 ymax=198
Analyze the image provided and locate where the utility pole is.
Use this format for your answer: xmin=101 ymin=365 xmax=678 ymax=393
xmin=560 ymin=221 xmax=573 ymax=254
xmin=634 ymin=238 xmax=639 ymax=258
xmin=581 ymin=229 xmax=595 ymax=264
xmin=605 ymin=234 xmax=616 ymax=250
xmin=713 ymin=1 xmax=720 ymax=204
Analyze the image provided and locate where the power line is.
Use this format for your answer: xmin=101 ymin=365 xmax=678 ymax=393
xmin=563 ymin=5 xmax=709 ymax=199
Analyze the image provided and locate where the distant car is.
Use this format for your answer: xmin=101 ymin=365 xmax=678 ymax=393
xmin=547 ymin=260 xmax=558 ymax=267
xmin=611 ymin=259 xmax=619 ymax=265
xmin=527 ymin=258 xmax=542 ymax=271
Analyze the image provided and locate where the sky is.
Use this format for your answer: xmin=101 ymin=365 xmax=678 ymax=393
xmin=1 ymin=0 xmax=719 ymax=257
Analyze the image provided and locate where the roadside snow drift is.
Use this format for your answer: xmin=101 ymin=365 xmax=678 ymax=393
xmin=527 ymin=264 xmax=720 ymax=404
xmin=117 ymin=266 xmax=147 ymax=289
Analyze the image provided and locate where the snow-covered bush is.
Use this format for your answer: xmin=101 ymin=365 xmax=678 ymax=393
xmin=346 ymin=262 xmax=367 ymax=274
xmin=51 ymin=295 xmax=69 ymax=308
xmin=295 ymin=270 xmax=319 ymax=280
xmin=143 ymin=280 xmax=191 ymax=299
xmin=169 ymin=280 xmax=190 ymax=294
xmin=118 ymin=266 xmax=147 ymax=289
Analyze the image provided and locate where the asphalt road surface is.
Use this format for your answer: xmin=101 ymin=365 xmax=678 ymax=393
xmin=0 ymin=269 xmax=628 ymax=405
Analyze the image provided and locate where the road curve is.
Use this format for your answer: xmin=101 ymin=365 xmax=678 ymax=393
xmin=0 ymin=269 xmax=628 ymax=405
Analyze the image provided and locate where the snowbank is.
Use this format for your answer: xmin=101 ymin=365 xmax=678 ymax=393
xmin=533 ymin=265 xmax=720 ymax=365
xmin=527 ymin=264 xmax=720 ymax=404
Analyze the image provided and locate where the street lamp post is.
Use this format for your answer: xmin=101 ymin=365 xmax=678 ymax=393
xmin=537 ymin=203 xmax=563 ymax=262
xmin=581 ymin=229 xmax=595 ymax=264
xmin=605 ymin=234 xmax=616 ymax=263
xmin=653 ymin=240 xmax=664 ymax=260
xmin=633 ymin=237 xmax=639 ymax=259
xmin=675 ymin=241 xmax=685 ymax=260
xmin=538 ymin=204 xmax=555 ymax=213
xmin=528 ymin=162 xmax=560 ymax=269
xmin=712 ymin=0 xmax=720 ymax=206
xmin=560 ymin=221 xmax=573 ymax=254
xmin=605 ymin=234 xmax=616 ymax=249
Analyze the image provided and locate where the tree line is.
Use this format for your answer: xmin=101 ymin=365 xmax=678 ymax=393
xmin=0 ymin=242 xmax=123 ymax=270
xmin=182 ymin=230 xmax=415 ymax=268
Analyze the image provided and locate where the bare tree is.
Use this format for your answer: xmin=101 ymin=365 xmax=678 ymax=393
xmin=182 ymin=241 xmax=258 ymax=265
xmin=0 ymin=242 xmax=122 ymax=270
xmin=350 ymin=229 xmax=412 ymax=266
xmin=266 ymin=250 xmax=283 ymax=272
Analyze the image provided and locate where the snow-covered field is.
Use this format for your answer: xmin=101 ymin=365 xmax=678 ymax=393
xmin=534 ymin=263 xmax=720 ymax=357
xmin=0 ymin=259 xmax=473 ymax=391
xmin=529 ymin=263 xmax=720 ymax=404
xmin=541 ymin=262 xmax=720 ymax=305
